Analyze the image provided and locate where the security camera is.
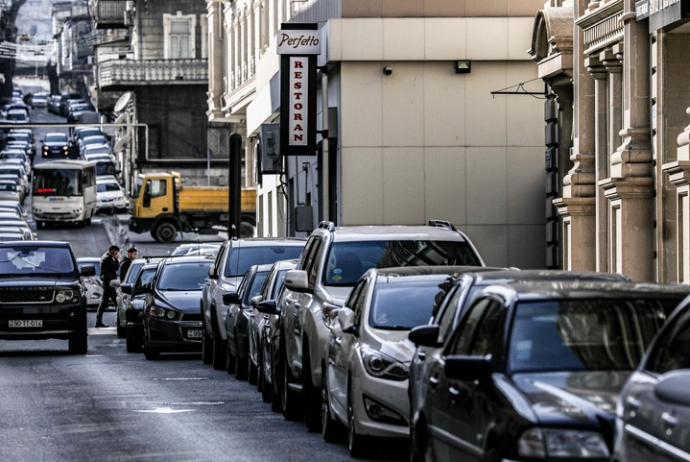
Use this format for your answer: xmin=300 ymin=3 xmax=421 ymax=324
xmin=382 ymin=67 xmax=393 ymax=76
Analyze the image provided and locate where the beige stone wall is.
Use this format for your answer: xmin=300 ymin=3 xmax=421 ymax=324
xmin=342 ymin=0 xmax=545 ymax=17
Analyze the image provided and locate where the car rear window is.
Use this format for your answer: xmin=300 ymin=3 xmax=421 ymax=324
xmin=224 ymin=246 xmax=304 ymax=277
xmin=369 ymin=280 xmax=446 ymax=329
xmin=158 ymin=261 xmax=213 ymax=291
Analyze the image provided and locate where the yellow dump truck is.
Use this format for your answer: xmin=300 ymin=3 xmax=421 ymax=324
xmin=128 ymin=172 xmax=256 ymax=243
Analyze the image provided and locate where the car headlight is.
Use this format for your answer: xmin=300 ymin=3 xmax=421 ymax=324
xmin=360 ymin=346 xmax=408 ymax=381
xmin=149 ymin=305 xmax=179 ymax=320
xmin=55 ymin=290 xmax=75 ymax=303
xmin=518 ymin=428 xmax=610 ymax=459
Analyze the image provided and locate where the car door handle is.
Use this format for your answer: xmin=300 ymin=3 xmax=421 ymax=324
xmin=335 ymin=336 xmax=342 ymax=345
xmin=416 ymin=351 xmax=426 ymax=361
xmin=429 ymin=375 xmax=439 ymax=388
xmin=625 ymin=396 xmax=641 ymax=410
xmin=662 ymin=412 xmax=678 ymax=428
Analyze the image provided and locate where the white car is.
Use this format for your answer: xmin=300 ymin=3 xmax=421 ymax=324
xmin=322 ymin=267 xmax=459 ymax=456
xmin=77 ymin=257 xmax=103 ymax=307
xmin=96 ymin=177 xmax=129 ymax=213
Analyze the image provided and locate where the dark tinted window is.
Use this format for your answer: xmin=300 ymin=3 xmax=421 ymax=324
xmin=369 ymin=279 xmax=445 ymax=330
xmin=508 ymin=299 xmax=669 ymax=373
xmin=157 ymin=261 xmax=213 ymax=290
xmin=244 ymin=271 xmax=269 ymax=302
xmin=0 ymin=246 xmax=75 ymax=275
xmin=646 ymin=312 xmax=690 ymax=375
xmin=224 ymin=245 xmax=304 ymax=277
xmin=324 ymin=240 xmax=481 ymax=286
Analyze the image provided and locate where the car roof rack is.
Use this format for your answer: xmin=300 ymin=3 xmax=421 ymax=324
xmin=428 ymin=219 xmax=457 ymax=231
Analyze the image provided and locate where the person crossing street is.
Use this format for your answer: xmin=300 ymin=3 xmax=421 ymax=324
xmin=96 ymin=245 xmax=120 ymax=328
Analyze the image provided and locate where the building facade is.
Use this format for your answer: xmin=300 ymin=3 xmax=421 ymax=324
xmin=531 ymin=0 xmax=690 ymax=282
xmin=208 ymin=0 xmax=550 ymax=269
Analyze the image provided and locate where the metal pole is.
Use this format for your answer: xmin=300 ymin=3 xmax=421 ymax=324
xmin=228 ymin=133 xmax=242 ymax=238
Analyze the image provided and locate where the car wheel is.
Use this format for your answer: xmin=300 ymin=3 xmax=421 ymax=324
xmin=116 ymin=312 xmax=125 ymax=339
xmin=260 ymin=344 xmax=272 ymax=402
xmin=248 ymin=355 xmax=258 ymax=386
xmin=348 ymin=381 xmax=370 ymax=458
xmin=201 ymin=323 xmax=212 ymax=364
xmin=271 ymin=343 xmax=283 ymax=413
xmin=410 ymin=419 xmax=434 ymax=462
xmin=281 ymin=345 xmax=302 ymax=421
xmin=68 ymin=334 xmax=87 ymax=354
xmin=303 ymin=350 xmax=322 ymax=432
xmin=225 ymin=335 xmax=236 ymax=375
xmin=322 ymin=364 xmax=343 ymax=443
xmin=235 ymin=333 xmax=248 ymax=380
xmin=143 ymin=332 xmax=159 ymax=360
xmin=211 ymin=323 xmax=226 ymax=370
xmin=153 ymin=222 xmax=177 ymax=243
xmin=125 ymin=326 xmax=142 ymax=353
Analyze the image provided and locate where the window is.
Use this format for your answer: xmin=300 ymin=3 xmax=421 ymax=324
xmin=646 ymin=313 xmax=690 ymax=375
xmin=163 ymin=13 xmax=197 ymax=59
xmin=145 ymin=179 xmax=167 ymax=198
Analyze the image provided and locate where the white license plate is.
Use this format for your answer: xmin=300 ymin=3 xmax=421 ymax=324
xmin=187 ymin=329 xmax=202 ymax=339
xmin=9 ymin=319 xmax=43 ymax=328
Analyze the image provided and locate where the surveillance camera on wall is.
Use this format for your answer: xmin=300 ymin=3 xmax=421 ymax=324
xmin=382 ymin=67 xmax=393 ymax=76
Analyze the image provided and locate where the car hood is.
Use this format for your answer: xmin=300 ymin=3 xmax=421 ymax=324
xmin=156 ymin=290 xmax=203 ymax=312
xmin=508 ymin=371 xmax=631 ymax=425
xmin=97 ymin=191 xmax=125 ymax=200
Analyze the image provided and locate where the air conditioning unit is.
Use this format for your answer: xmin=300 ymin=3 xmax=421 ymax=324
xmin=125 ymin=1 xmax=134 ymax=12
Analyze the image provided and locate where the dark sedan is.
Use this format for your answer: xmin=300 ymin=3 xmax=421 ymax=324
xmin=408 ymin=279 xmax=690 ymax=462
xmin=614 ymin=294 xmax=690 ymax=462
xmin=41 ymin=132 xmax=71 ymax=158
xmin=119 ymin=262 xmax=159 ymax=352
xmin=142 ymin=256 xmax=214 ymax=360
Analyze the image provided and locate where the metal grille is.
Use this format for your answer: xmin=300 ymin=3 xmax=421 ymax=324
xmin=0 ymin=289 xmax=55 ymax=304
xmin=181 ymin=313 xmax=202 ymax=322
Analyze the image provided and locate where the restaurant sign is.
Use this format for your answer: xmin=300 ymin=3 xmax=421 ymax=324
xmin=636 ymin=0 xmax=690 ymax=32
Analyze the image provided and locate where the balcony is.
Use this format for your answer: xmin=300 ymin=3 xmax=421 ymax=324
xmin=98 ymin=58 xmax=209 ymax=90
xmin=93 ymin=0 xmax=129 ymax=29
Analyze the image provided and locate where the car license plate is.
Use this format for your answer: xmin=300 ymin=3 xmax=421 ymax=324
xmin=187 ymin=329 xmax=202 ymax=339
xmin=9 ymin=319 xmax=43 ymax=328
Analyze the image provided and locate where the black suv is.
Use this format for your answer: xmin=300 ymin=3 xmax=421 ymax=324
xmin=0 ymin=241 xmax=95 ymax=354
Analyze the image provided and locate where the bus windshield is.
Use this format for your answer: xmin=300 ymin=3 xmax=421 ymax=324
xmin=33 ymin=169 xmax=83 ymax=196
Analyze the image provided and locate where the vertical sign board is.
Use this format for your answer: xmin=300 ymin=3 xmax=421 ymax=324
xmin=278 ymin=24 xmax=320 ymax=156
xmin=636 ymin=0 xmax=690 ymax=32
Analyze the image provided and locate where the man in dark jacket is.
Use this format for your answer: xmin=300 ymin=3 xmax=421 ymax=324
xmin=96 ymin=245 xmax=120 ymax=328
xmin=119 ymin=247 xmax=137 ymax=281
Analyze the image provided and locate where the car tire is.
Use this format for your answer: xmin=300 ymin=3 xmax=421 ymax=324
xmin=303 ymin=350 xmax=322 ymax=432
xmin=143 ymin=332 xmax=159 ymax=360
xmin=153 ymin=222 xmax=177 ymax=243
xmin=116 ymin=312 xmax=125 ymax=339
xmin=235 ymin=333 xmax=248 ymax=380
xmin=248 ymin=356 xmax=258 ymax=385
xmin=225 ymin=335 xmax=236 ymax=375
xmin=201 ymin=323 xmax=212 ymax=364
xmin=212 ymin=323 xmax=226 ymax=370
xmin=322 ymin=364 xmax=343 ymax=443
xmin=125 ymin=326 xmax=142 ymax=353
xmin=271 ymin=344 xmax=283 ymax=412
xmin=348 ymin=381 xmax=370 ymax=458
xmin=68 ymin=334 xmax=87 ymax=354
xmin=281 ymin=346 xmax=302 ymax=421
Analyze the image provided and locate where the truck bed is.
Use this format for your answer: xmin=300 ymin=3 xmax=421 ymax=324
xmin=177 ymin=187 xmax=256 ymax=213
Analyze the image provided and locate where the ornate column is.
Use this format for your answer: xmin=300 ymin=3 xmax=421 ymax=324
xmin=600 ymin=0 xmax=654 ymax=281
xmin=554 ymin=0 xmax=596 ymax=271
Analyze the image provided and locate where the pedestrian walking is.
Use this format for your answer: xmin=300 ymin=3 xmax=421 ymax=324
xmin=120 ymin=247 xmax=137 ymax=281
xmin=96 ymin=245 xmax=120 ymax=328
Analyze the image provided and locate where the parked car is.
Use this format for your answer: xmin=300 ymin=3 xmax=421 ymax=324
xmin=31 ymin=93 xmax=48 ymax=109
xmin=614 ymin=294 xmax=690 ymax=462
xmin=118 ymin=261 xmax=160 ymax=352
xmin=0 ymin=180 xmax=20 ymax=202
xmin=223 ymin=264 xmax=272 ymax=380
xmin=322 ymin=266 xmax=466 ymax=455
xmin=96 ymin=176 xmax=128 ymax=213
xmin=4 ymin=108 xmax=29 ymax=124
xmin=201 ymin=237 xmax=306 ymax=370
xmin=254 ymin=259 xmax=298 ymax=408
xmin=78 ymin=135 xmax=110 ymax=155
xmin=279 ymin=220 xmax=485 ymax=431
xmin=47 ymin=95 xmax=62 ymax=114
xmin=0 ymin=241 xmax=95 ymax=354
xmin=407 ymin=279 xmax=690 ymax=462
xmin=113 ymin=257 xmax=159 ymax=339
xmin=142 ymin=255 xmax=214 ymax=360
xmin=41 ymin=132 xmax=71 ymax=158
xmin=171 ymin=242 xmax=221 ymax=257
xmin=76 ymin=257 xmax=102 ymax=308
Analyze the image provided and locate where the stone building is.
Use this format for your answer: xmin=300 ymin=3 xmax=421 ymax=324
xmin=530 ymin=0 xmax=690 ymax=282
xmin=208 ymin=0 xmax=549 ymax=269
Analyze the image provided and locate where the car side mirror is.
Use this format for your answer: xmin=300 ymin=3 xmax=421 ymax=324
xmin=80 ymin=265 xmax=96 ymax=277
xmin=284 ymin=269 xmax=310 ymax=293
xmin=655 ymin=370 xmax=690 ymax=406
xmin=250 ymin=295 xmax=263 ymax=308
xmin=337 ymin=307 xmax=357 ymax=335
xmin=223 ymin=292 xmax=240 ymax=305
xmin=208 ymin=264 xmax=218 ymax=279
xmin=120 ymin=283 xmax=133 ymax=295
xmin=109 ymin=279 xmax=121 ymax=288
xmin=408 ymin=325 xmax=442 ymax=348
xmin=256 ymin=300 xmax=278 ymax=315
xmin=445 ymin=355 xmax=492 ymax=383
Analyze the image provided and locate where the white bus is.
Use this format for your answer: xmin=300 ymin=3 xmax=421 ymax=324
xmin=32 ymin=160 xmax=97 ymax=227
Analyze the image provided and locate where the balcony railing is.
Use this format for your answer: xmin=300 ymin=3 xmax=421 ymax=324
xmin=93 ymin=0 xmax=128 ymax=29
xmin=98 ymin=58 xmax=209 ymax=89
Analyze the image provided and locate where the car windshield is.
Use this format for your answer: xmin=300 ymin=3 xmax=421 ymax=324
xmin=97 ymin=182 xmax=120 ymax=193
xmin=508 ymin=299 xmax=674 ymax=373
xmin=95 ymin=162 xmax=116 ymax=177
xmin=0 ymin=246 xmax=75 ymax=274
xmin=324 ymin=241 xmax=482 ymax=286
xmin=224 ymin=245 xmax=304 ymax=277
xmin=369 ymin=280 xmax=445 ymax=330
xmin=45 ymin=133 xmax=67 ymax=143
xmin=157 ymin=261 xmax=213 ymax=291
xmin=0 ymin=183 xmax=16 ymax=192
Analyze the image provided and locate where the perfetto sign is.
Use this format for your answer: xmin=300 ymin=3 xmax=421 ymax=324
xmin=279 ymin=24 xmax=319 ymax=156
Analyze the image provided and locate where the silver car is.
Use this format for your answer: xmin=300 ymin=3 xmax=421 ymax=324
xmin=77 ymin=257 xmax=102 ymax=308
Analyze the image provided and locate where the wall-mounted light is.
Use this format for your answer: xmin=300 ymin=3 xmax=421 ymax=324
xmin=455 ymin=60 xmax=471 ymax=74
